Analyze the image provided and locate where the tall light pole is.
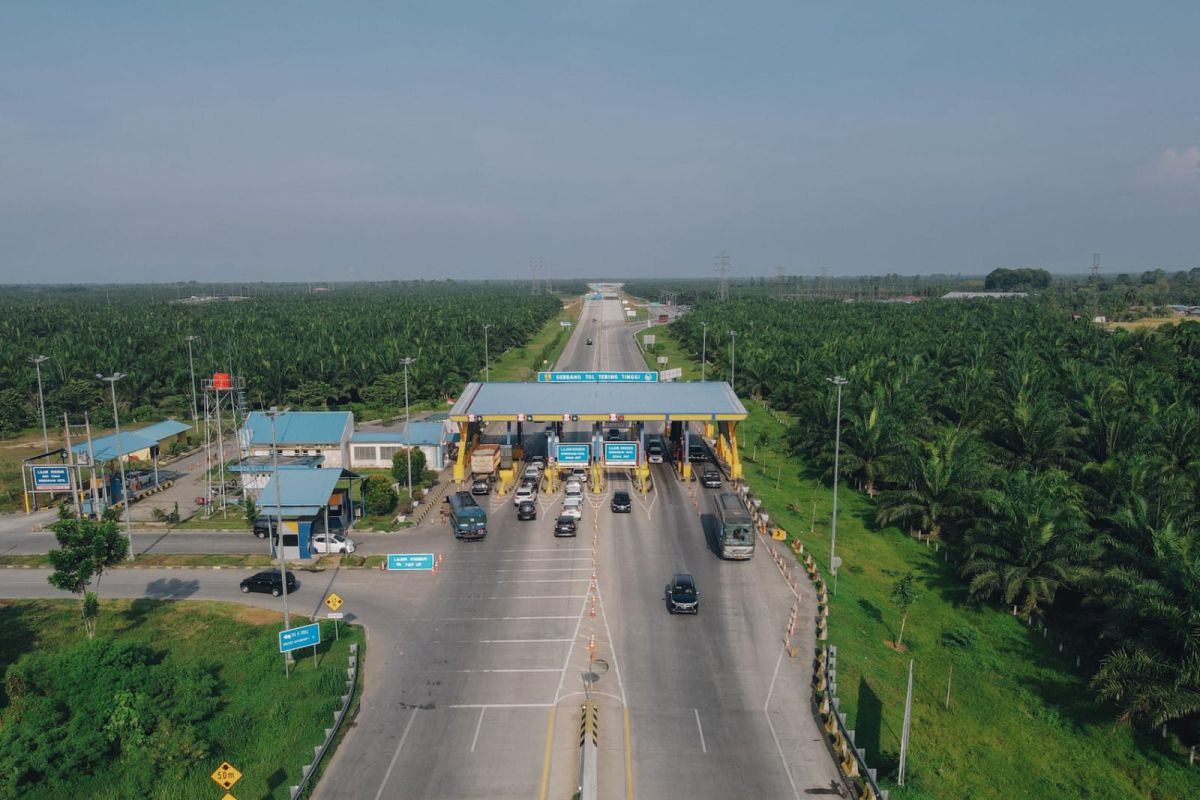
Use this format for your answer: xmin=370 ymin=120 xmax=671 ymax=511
xmin=184 ymin=335 xmax=200 ymax=430
xmin=29 ymin=355 xmax=49 ymax=452
xmin=700 ymin=323 xmax=707 ymax=382
xmin=483 ymin=324 xmax=492 ymax=382
xmin=264 ymin=406 xmax=291 ymax=631
xmin=828 ymin=375 xmax=848 ymax=594
xmin=400 ymin=357 xmax=417 ymax=500
xmin=97 ymin=373 xmax=134 ymax=560
xmin=728 ymin=331 xmax=738 ymax=388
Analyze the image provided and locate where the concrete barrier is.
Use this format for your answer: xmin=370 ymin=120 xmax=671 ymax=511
xmin=290 ymin=641 xmax=359 ymax=800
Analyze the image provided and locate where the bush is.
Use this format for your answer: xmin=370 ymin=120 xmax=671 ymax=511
xmin=941 ymin=623 xmax=980 ymax=650
xmin=340 ymin=554 xmax=366 ymax=567
xmin=363 ymin=475 xmax=398 ymax=516
xmin=391 ymin=447 xmax=427 ymax=488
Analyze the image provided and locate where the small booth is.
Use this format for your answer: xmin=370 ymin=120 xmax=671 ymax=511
xmin=257 ymin=468 xmax=363 ymax=560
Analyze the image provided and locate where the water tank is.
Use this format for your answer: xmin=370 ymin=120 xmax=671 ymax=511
xmin=212 ymin=372 xmax=232 ymax=390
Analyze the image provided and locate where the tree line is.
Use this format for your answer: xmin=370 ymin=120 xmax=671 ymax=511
xmin=668 ymin=295 xmax=1200 ymax=737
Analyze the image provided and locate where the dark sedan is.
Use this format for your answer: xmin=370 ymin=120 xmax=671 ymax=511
xmin=554 ymin=515 xmax=578 ymax=537
xmin=517 ymin=500 xmax=538 ymax=520
xmin=610 ymin=490 xmax=632 ymax=513
xmin=240 ymin=570 xmax=297 ymax=597
xmin=665 ymin=573 xmax=699 ymax=614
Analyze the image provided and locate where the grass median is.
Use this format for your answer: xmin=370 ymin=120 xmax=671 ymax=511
xmin=0 ymin=598 xmax=364 ymax=800
xmin=489 ymin=298 xmax=580 ymax=381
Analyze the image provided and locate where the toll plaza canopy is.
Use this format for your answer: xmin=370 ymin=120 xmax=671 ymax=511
xmin=448 ymin=380 xmax=748 ymax=423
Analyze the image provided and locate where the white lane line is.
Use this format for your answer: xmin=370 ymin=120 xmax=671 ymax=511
xmin=552 ymin=585 xmax=595 ymax=704
xmin=452 ymin=668 xmax=562 ymax=673
xmin=497 ymin=578 xmax=590 ymax=584
xmin=372 ymin=709 xmax=418 ymax=800
xmin=438 ymin=567 xmax=593 ymax=574
xmin=593 ymin=580 xmax=628 ymax=704
xmin=763 ymin=642 xmax=786 ymax=711
xmin=470 ymin=708 xmax=486 ymax=753
xmin=495 ymin=594 xmax=589 ymax=600
xmin=449 ymin=702 xmax=554 ymax=709
xmin=762 ymin=644 xmax=801 ymax=800
xmin=428 ymin=638 xmax=574 ymax=644
xmin=694 ymin=709 xmax=707 ymax=753
xmin=412 ymin=615 xmax=579 ymax=622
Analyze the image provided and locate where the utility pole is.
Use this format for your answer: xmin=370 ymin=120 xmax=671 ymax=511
xmin=264 ymin=407 xmax=292 ymax=675
xmin=184 ymin=335 xmax=200 ymax=431
xmin=96 ymin=373 xmax=134 ymax=560
xmin=400 ymin=357 xmax=417 ymax=500
xmin=827 ymin=375 xmax=848 ymax=593
xmin=29 ymin=355 xmax=49 ymax=452
xmin=728 ymin=331 xmax=738 ymax=388
xmin=483 ymin=324 xmax=492 ymax=382
xmin=700 ymin=322 xmax=708 ymax=382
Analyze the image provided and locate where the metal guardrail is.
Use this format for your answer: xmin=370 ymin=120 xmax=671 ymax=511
xmin=816 ymin=645 xmax=890 ymax=799
xmin=290 ymin=641 xmax=359 ymax=800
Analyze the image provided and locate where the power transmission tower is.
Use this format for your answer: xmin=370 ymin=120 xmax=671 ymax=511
xmin=1090 ymin=253 xmax=1101 ymax=321
xmin=820 ymin=266 xmax=829 ymax=299
xmin=530 ymin=257 xmax=539 ymax=295
xmin=715 ymin=252 xmax=731 ymax=301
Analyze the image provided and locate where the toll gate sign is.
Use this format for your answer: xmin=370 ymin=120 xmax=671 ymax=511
xmin=603 ymin=442 xmax=639 ymax=467
xmin=31 ymin=466 xmax=71 ymax=492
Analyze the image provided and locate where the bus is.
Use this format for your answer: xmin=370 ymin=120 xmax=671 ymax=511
xmin=714 ymin=492 xmax=755 ymax=559
xmin=448 ymin=491 xmax=488 ymax=540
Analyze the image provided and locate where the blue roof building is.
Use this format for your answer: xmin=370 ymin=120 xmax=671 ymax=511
xmin=350 ymin=420 xmax=453 ymax=470
xmin=258 ymin=467 xmax=364 ymax=560
xmin=241 ymin=411 xmax=354 ymax=469
xmin=71 ymin=419 xmax=192 ymax=463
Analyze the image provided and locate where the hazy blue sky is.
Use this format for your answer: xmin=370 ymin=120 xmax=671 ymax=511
xmin=2 ymin=2 xmax=1198 ymax=282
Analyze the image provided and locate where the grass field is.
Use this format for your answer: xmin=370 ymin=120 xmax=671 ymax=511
xmin=645 ymin=326 xmax=1197 ymax=799
xmin=0 ymin=598 xmax=363 ymax=800
xmin=635 ymin=323 xmax=704 ymax=380
xmin=488 ymin=298 xmax=580 ymax=381
xmin=1106 ymin=316 xmax=1188 ymax=331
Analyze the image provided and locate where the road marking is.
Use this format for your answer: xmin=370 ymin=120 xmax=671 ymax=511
xmin=372 ymin=709 xmax=418 ymax=800
xmin=595 ymin=572 xmax=633 ymax=800
xmin=470 ymin=707 xmax=485 ymax=752
xmin=495 ymin=594 xmax=589 ymax=600
xmin=451 ymin=668 xmax=562 ymax=673
xmin=450 ymin=702 xmax=554 ymax=709
xmin=763 ymin=644 xmax=801 ymax=800
xmin=538 ymin=706 xmax=557 ymax=800
xmin=416 ymin=615 xmax=579 ymax=621
xmin=694 ymin=708 xmax=707 ymax=753
xmin=497 ymin=578 xmax=590 ymax=584
xmin=429 ymin=638 xmax=574 ymax=644
xmin=625 ymin=706 xmax=634 ymax=800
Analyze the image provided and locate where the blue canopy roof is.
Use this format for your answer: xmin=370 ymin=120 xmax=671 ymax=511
xmin=258 ymin=469 xmax=345 ymax=518
xmin=351 ymin=421 xmax=448 ymax=447
xmin=243 ymin=411 xmax=351 ymax=446
xmin=71 ymin=419 xmax=192 ymax=462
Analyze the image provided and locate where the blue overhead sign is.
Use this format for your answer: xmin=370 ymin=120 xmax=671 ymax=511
xmin=555 ymin=443 xmax=591 ymax=464
xmin=537 ymin=371 xmax=658 ymax=383
xmin=30 ymin=466 xmax=71 ymax=492
xmin=278 ymin=622 xmax=321 ymax=653
xmin=387 ymin=553 xmax=435 ymax=571
xmin=603 ymin=442 xmax=639 ymax=467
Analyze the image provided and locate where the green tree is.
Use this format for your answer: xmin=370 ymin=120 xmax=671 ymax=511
xmin=364 ymin=474 xmax=398 ymax=516
xmin=391 ymin=447 xmax=427 ymax=487
xmin=242 ymin=493 xmax=258 ymax=527
xmin=890 ymin=572 xmax=919 ymax=647
xmin=45 ymin=508 xmax=130 ymax=638
xmin=875 ymin=427 xmax=982 ymax=541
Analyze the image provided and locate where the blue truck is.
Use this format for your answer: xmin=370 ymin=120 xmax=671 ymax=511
xmin=447 ymin=491 xmax=488 ymax=540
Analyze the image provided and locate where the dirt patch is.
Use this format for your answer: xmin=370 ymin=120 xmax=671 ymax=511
xmin=884 ymin=639 xmax=909 ymax=653
xmin=232 ymin=605 xmax=283 ymax=625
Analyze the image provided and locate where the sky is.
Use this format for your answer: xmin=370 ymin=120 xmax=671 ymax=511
xmin=1 ymin=1 xmax=1198 ymax=282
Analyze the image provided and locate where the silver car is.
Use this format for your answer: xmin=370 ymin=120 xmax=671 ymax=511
xmin=311 ymin=532 xmax=356 ymax=554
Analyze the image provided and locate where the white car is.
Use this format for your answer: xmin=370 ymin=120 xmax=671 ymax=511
xmin=311 ymin=532 xmax=356 ymax=554
xmin=569 ymin=467 xmax=588 ymax=485
xmin=564 ymin=480 xmax=583 ymax=498
xmin=514 ymin=484 xmax=538 ymax=506
xmin=523 ymin=464 xmax=542 ymax=481
xmin=561 ymin=496 xmax=583 ymax=520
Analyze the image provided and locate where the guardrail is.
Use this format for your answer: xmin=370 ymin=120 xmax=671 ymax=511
xmin=290 ymin=641 xmax=359 ymax=800
xmin=578 ymin=700 xmax=598 ymax=800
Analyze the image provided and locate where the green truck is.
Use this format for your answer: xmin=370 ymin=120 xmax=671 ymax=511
xmin=448 ymin=491 xmax=488 ymax=540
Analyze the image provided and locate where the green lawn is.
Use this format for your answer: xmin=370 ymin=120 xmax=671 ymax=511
xmin=635 ymin=324 xmax=706 ymax=380
xmin=646 ymin=325 xmax=1197 ymax=799
xmin=488 ymin=299 xmax=580 ymax=380
xmin=0 ymin=598 xmax=363 ymax=800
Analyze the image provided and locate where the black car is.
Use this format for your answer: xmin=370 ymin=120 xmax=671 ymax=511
xmin=700 ymin=468 xmax=722 ymax=489
xmin=610 ymin=491 xmax=632 ymax=513
xmin=687 ymin=444 xmax=708 ymax=462
xmin=665 ymin=573 xmax=699 ymax=614
xmin=607 ymin=428 xmax=621 ymax=441
xmin=253 ymin=519 xmax=273 ymax=539
xmin=517 ymin=500 xmax=538 ymax=520
xmin=471 ymin=477 xmax=491 ymax=495
xmin=554 ymin=515 xmax=577 ymax=537
xmin=586 ymin=337 xmax=593 ymax=345
xmin=240 ymin=570 xmax=297 ymax=597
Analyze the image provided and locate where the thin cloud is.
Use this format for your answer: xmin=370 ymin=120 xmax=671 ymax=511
xmin=1153 ymin=146 xmax=1200 ymax=184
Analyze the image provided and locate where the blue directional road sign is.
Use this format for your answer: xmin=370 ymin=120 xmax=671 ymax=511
xmin=555 ymin=443 xmax=591 ymax=464
xmin=536 ymin=371 xmax=658 ymax=383
xmin=603 ymin=442 xmax=639 ymax=467
xmin=278 ymin=622 xmax=321 ymax=654
xmin=31 ymin=466 xmax=71 ymax=491
xmin=387 ymin=553 xmax=435 ymax=571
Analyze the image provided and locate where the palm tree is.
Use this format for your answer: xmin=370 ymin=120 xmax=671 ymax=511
xmin=960 ymin=469 xmax=1095 ymax=618
xmin=875 ymin=427 xmax=982 ymax=541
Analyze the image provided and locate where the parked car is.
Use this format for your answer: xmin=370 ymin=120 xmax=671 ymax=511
xmin=253 ymin=519 xmax=274 ymax=539
xmin=514 ymin=483 xmax=538 ymax=506
xmin=554 ymin=515 xmax=577 ymax=537
xmin=561 ymin=496 xmax=583 ymax=520
xmin=665 ymin=573 xmax=699 ymax=614
xmin=564 ymin=480 xmax=583 ymax=498
xmin=701 ymin=467 xmax=722 ymax=489
xmin=471 ymin=477 xmax=492 ymax=495
xmin=311 ymin=532 xmax=356 ymax=554
xmin=240 ymin=570 xmax=297 ymax=597
xmin=517 ymin=500 xmax=538 ymax=520
xmin=610 ymin=491 xmax=632 ymax=513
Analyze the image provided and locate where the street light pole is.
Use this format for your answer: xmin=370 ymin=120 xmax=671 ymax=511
xmin=97 ymin=373 xmax=134 ymax=560
xmin=30 ymin=356 xmax=49 ymax=452
xmin=264 ymin=406 xmax=291 ymax=631
xmin=728 ymin=331 xmax=738 ymax=388
xmin=400 ymin=357 xmax=417 ymax=500
xmin=827 ymin=375 xmax=848 ymax=594
xmin=700 ymin=322 xmax=707 ymax=382
xmin=184 ymin=335 xmax=200 ymax=431
xmin=483 ymin=324 xmax=492 ymax=382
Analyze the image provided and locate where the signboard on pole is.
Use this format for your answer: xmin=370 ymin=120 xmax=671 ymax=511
xmin=555 ymin=443 xmax=590 ymax=464
xmin=656 ymin=356 xmax=669 ymax=365
xmin=537 ymin=371 xmax=658 ymax=383
xmin=560 ymin=320 xmax=573 ymax=327
xmin=30 ymin=466 xmax=70 ymax=492
xmin=659 ymin=367 xmax=683 ymax=381
xmin=387 ymin=553 xmax=435 ymax=571
xmin=324 ymin=592 xmax=343 ymax=612
xmin=210 ymin=761 xmax=243 ymax=791
xmin=603 ymin=442 xmax=639 ymax=467
xmin=278 ymin=622 xmax=321 ymax=654
xmin=643 ymin=335 xmax=656 ymax=346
